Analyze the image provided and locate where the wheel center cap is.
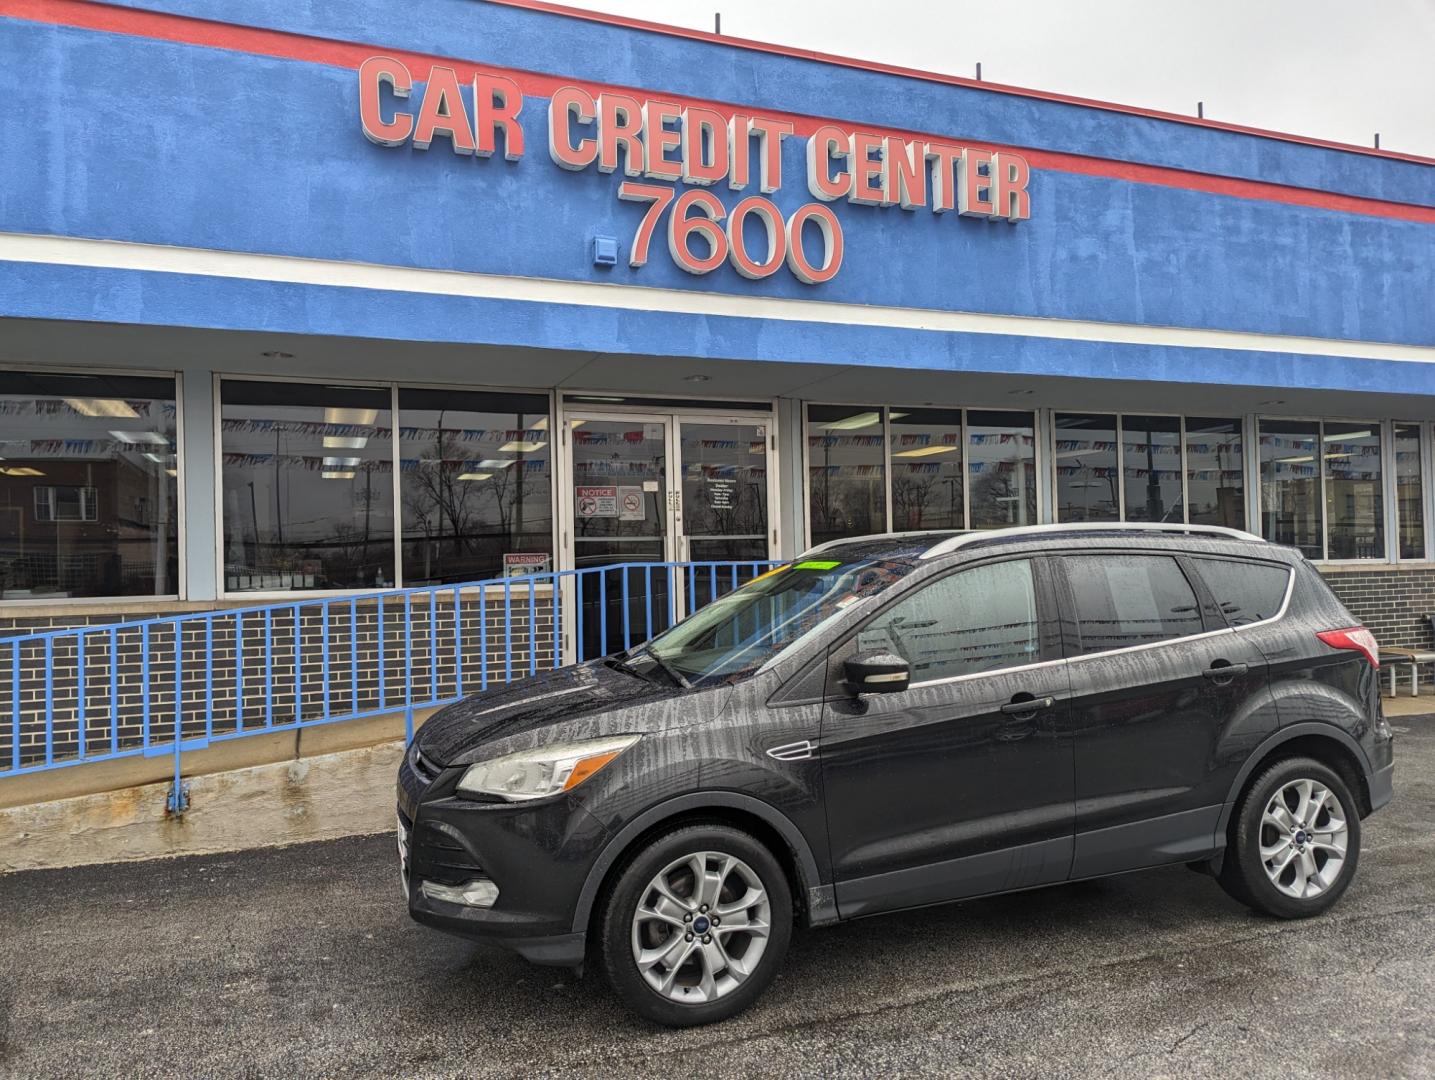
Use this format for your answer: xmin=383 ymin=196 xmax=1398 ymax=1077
xmin=693 ymin=915 xmax=711 ymax=934
xmin=1294 ymin=830 xmax=1308 ymax=845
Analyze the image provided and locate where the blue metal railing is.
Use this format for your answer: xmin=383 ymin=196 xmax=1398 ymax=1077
xmin=0 ymin=560 xmax=776 ymax=807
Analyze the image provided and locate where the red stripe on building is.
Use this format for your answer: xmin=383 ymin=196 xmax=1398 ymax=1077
xmin=4 ymin=0 xmax=1434 ymax=226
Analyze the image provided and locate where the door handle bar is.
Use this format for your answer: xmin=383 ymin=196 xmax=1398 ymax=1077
xmin=1202 ymin=663 xmax=1250 ymax=679
xmin=1000 ymin=695 xmax=1059 ymax=715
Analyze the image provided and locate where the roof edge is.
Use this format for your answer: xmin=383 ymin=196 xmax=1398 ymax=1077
xmin=480 ymin=0 xmax=1435 ymax=167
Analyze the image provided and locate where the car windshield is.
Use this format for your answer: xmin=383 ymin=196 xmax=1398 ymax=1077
xmin=634 ymin=550 xmax=922 ymax=687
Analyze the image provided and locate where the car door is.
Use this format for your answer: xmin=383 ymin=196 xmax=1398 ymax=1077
xmin=819 ymin=555 xmax=1076 ymax=918
xmin=1055 ymin=551 xmax=1274 ymax=879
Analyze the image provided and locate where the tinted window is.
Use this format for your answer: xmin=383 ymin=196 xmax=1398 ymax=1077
xmin=398 ymin=387 xmax=552 ymax=586
xmin=1186 ymin=417 xmax=1246 ymax=529
xmin=1123 ymin=415 xmax=1183 ymax=523
xmin=0 ymin=371 xmax=179 ymax=599
xmin=968 ymin=410 xmax=1037 ymax=529
xmin=1323 ymin=421 xmax=1384 ymax=560
xmin=1194 ymin=558 xmax=1292 ymax=627
xmin=857 ymin=559 xmax=1040 ymax=681
xmin=807 ymin=405 xmax=885 ymax=547
xmin=1063 ymin=555 xmax=1202 ymax=654
xmin=1054 ymin=413 xmax=1118 ymax=522
xmin=1259 ymin=419 xmax=1322 ymax=559
xmin=221 ymin=380 xmax=395 ymax=592
xmin=890 ymin=408 xmax=963 ymax=532
xmin=1396 ymin=424 xmax=1425 ymax=560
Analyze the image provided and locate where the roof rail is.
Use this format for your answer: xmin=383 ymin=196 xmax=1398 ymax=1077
xmin=799 ymin=529 xmax=964 ymax=559
xmin=919 ymin=522 xmax=1266 ymax=561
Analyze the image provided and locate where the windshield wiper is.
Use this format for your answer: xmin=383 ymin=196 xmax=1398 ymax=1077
xmin=604 ymin=653 xmax=646 ymax=679
xmin=626 ymin=647 xmax=690 ymax=689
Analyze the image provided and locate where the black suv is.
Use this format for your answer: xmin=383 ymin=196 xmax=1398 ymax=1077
xmin=397 ymin=524 xmax=1395 ymax=1026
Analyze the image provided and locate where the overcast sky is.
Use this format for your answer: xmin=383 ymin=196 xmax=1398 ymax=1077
xmin=558 ymin=0 xmax=1435 ymax=158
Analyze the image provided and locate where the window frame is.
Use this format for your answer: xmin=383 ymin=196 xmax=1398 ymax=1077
xmin=0 ymin=363 xmax=185 ymax=606
xmin=34 ymin=485 xmax=99 ymax=523
xmin=213 ymin=373 xmax=558 ymax=600
xmin=829 ymin=554 xmax=1065 ymax=690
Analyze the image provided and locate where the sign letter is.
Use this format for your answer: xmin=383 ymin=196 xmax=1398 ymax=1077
xmin=358 ymin=57 xmax=414 ymax=147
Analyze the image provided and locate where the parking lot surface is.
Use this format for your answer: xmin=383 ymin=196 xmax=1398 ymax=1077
xmin=2 ymin=718 xmax=1433 ymax=1080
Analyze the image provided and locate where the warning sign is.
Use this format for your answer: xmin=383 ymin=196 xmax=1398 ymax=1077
xmin=503 ymin=552 xmax=550 ymax=576
xmin=576 ymin=486 xmax=618 ymax=518
xmin=619 ymin=486 xmax=645 ymax=521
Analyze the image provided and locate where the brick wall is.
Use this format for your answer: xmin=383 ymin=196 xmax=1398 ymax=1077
xmin=1317 ymin=566 xmax=1435 ymax=651
xmin=0 ymin=589 xmax=556 ymax=772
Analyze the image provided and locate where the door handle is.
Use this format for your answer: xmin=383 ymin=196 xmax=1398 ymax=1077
xmin=1000 ymin=695 xmax=1058 ymax=716
xmin=1202 ymin=662 xmax=1250 ymax=682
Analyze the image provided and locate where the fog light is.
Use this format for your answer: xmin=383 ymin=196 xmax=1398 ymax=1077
xmin=419 ymin=878 xmax=500 ymax=908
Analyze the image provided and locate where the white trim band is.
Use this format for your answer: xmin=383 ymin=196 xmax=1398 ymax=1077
xmin=2 ymin=231 xmax=1432 ymax=364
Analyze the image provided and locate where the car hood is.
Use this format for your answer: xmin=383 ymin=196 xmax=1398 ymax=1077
xmin=414 ymin=659 xmax=681 ymax=766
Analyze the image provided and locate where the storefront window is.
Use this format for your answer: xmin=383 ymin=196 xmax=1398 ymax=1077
xmin=1185 ymin=418 xmax=1245 ymax=528
xmin=1122 ymin=415 xmax=1183 ymax=523
xmin=399 ymin=389 xmax=552 ymax=584
xmin=1259 ymin=419 xmax=1322 ymax=559
xmin=889 ymin=409 xmax=963 ymax=531
xmin=1395 ymin=424 xmax=1426 ymax=561
xmin=968 ymin=410 xmax=1037 ymax=529
xmin=0 ymin=371 xmax=178 ymax=599
xmin=221 ymin=380 xmax=395 ymax=591
xmin=1054 ymin=413 xmax=1118 ymax=521
xmin=807 ymin=405 xmax=885 ymax=546
xmin=1323 ymin=421 xmax=1383 ymax=560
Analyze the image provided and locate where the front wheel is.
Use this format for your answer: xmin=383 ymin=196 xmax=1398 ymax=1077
xmin=1219 ymin=756 xmax=1361 ymax=918
xmin=596 ymin=823 xmax=792 ymax=1027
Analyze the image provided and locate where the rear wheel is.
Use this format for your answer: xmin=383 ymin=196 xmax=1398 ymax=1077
xmin=1219 ymin=756 xmax=1360 ymax=918
xmin=596 ymin=823 xmax=792 ymax=1027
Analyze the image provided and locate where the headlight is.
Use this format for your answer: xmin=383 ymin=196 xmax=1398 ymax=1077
xmin=456 ymin=735 xmax=640 ymax=802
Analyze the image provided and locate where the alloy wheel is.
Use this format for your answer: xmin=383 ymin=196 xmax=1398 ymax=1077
xmin=630 ymin=850 xmax=772 ymax=1004
xmin=1259 ymin=778 xmax=1349 ymax=899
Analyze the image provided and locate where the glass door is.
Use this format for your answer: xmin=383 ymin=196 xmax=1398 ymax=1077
xmin=677 ymin=417 xmax=773 ymax=611
xmin=568 ymin=415 xmax=677 ymax=658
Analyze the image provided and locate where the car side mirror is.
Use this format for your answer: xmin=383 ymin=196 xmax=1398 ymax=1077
xmin=844 ymin=651 xmax=910 ymax=695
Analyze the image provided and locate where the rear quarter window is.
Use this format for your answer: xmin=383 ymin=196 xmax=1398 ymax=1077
xmin=1193 ymin=558 xmax=1292 ymax=627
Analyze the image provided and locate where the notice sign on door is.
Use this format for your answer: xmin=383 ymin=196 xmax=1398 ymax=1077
xmin=709 ymin=478 xmax=737 ymax=510
xmin=618 ymin=486 xmax=646 ymax=521
xmin=576 ymin=486 xmax=618 ymax=517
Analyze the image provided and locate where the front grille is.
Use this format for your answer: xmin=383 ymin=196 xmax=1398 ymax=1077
xmin=409 ymin=744 xmax=442 ymax=784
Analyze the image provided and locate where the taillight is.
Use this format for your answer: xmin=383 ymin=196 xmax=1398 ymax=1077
xmin=1316 ymin=627 xmax=1380 ymax=668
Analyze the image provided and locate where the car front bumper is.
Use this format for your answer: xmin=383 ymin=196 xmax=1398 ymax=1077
xmin=397 ymin=751 xmax=610 ymax=968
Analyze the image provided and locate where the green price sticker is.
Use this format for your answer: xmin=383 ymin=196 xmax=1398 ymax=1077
xmin=794 ymin=560 xmax=842 ymax=571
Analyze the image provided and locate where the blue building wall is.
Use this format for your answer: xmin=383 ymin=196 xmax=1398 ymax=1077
xmin=1 ymin=0 xmax=1432 ymax=392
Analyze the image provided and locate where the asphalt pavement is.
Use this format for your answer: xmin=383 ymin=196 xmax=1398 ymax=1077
xmin=2 ymin=718 xmax=1433 ymax=1079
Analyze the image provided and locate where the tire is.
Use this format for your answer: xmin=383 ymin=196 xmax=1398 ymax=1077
xmin=1219 ymin=756 xmax=1361 ymax=919
xmin=596 ymin=823 xmax=792 ymax=1027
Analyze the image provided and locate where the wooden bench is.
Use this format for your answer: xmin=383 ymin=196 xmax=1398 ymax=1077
xmin=1379 ymin=614 xmax=1435 ymax=697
